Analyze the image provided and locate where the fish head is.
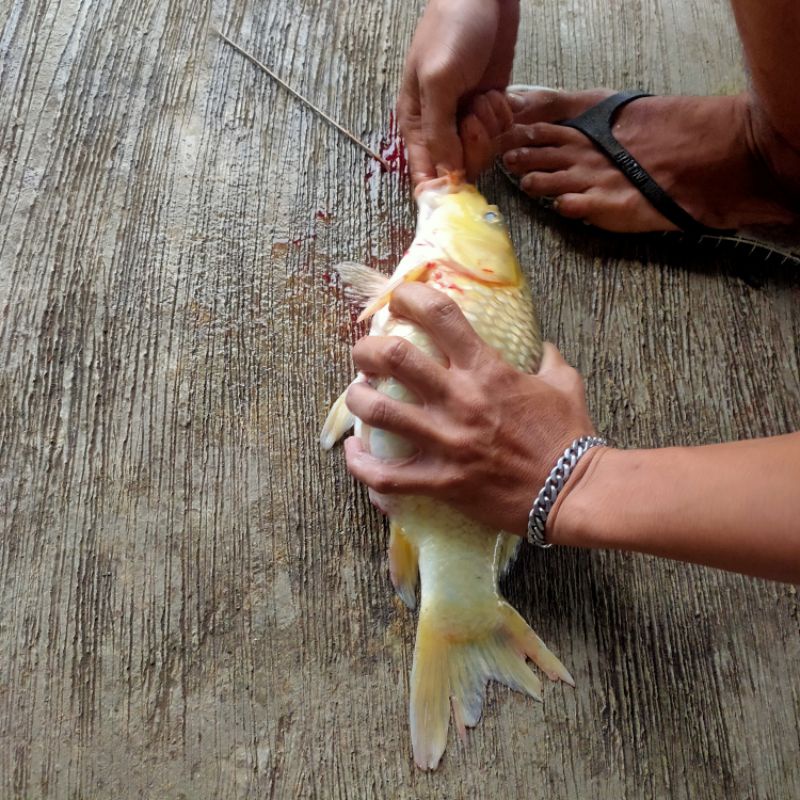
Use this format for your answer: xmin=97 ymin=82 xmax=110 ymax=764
xmin=415 ymin=175 xmax=523 ymax=288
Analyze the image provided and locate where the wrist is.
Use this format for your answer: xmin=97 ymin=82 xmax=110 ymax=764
xmin=546 ymin=444 xmax=620 ymax=547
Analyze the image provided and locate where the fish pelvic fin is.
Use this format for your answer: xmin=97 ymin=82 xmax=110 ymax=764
xmin=494 ymin=533 xmax=522 ymax=579
xmin=389 ymin=522 xmax=419 ymax=610
xmin=410 ymin=601 xmax=574 ymax=770
xmin=319 ymin=387 xmax=355 ymax=450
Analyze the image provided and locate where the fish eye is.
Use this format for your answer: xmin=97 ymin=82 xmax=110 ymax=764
xmin=483 ymin=210 xmax=502 ymax=223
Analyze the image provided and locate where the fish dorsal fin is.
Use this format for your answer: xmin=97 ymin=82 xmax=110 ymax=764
xmin=335 ymin=261 xmax=430 ymax=322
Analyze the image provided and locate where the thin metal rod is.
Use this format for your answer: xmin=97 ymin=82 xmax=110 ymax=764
xmin=215 ymin=28 xmax=390 ymax=170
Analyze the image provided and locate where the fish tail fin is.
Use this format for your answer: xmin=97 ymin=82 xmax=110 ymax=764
xmin=319 ymin=388 xmax=355 ymax=449
xmin=410 ymin=601 xmax=573 ymax=770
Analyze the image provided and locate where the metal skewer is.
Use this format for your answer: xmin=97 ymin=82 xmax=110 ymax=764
xmin=215 ymin=28 xmax=390 ymax=171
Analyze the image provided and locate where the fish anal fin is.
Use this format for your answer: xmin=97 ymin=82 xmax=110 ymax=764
xmin=320 ymin=387 xmax=356 ymax=450
xmin=388 ymin=522 xmax=419 ymax=610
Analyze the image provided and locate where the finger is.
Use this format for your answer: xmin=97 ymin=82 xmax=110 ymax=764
xmin=485 ymin=90 xmax=513 ymax=136
xmin=352 ymin=336 xmax=450 ymax=401
xmin=405 ymin=133 xmax=438 ymax=185
xmin=419 ymin=72 xmax=463 ymax=174
xmin=388 ymin=283 xmax=485 ymax=368
xmin=345 ymin=436 xmax=448 ymax=496
xmin=345 ymin=381 xmax=433 ymax=441
xmin=536 ymin=343 xmax=585 ymax=395
xmin=398 ymin=88 xmax=437 ymax=184
xmin=538 ymin=342 xmax=570 ymax=373
xmin=472 ymin=93 xmax=500 ymax=139
xmin=460 ymin=114 xmax=492 ymax=181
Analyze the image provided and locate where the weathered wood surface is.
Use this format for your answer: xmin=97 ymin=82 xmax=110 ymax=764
xmin=1 ymin=0 xmax=798 ymax=797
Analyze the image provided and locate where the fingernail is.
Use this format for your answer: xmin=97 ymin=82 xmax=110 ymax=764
xmin=504 ymin=150 xmax=520 ymax=167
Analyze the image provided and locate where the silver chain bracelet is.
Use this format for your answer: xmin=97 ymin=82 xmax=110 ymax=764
xmin=527 ymin=435 xmax=608 ymax=548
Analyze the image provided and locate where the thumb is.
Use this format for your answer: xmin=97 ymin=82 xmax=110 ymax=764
xmin=537 ymin=342 xmax=570 ymax=374
xmin=420 ymin=79 xmax=463 ymax=174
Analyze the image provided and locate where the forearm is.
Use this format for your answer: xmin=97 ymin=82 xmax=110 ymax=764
xmin=550 ymin=433 xmax=800 ymax=583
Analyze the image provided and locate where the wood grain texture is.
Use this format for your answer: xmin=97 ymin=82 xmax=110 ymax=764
xmin=1 ymin=0 xmax=798 ymax=797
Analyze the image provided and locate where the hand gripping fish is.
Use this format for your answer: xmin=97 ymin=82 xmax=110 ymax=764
xmin=320 ymin=175 xmax=574 ymax=770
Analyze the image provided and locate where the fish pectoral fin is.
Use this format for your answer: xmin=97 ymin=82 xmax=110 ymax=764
xmin=334 ymin=262 xmax=391 ymax=304
xmin=319 ymin=387 xmax=356 ymax=450
xmin=410 ymin=600 xmax=574 ymax=770
xmin=355 ymin=263 xmax=431 ymax=323
xmin=388 ymin=522 xmax=419 ymax=610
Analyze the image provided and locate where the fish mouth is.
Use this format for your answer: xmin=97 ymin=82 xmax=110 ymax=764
xmin=414 ymin=170 xmax=471 ymax=198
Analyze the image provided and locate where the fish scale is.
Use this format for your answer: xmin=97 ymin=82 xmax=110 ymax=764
xmin=321 ymin=176 xmax=572 ymax=770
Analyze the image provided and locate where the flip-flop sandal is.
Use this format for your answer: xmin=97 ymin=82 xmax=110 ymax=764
xmin=498 ymin=84 xmax=800 ymax=267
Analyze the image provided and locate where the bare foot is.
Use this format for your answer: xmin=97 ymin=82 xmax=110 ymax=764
xmin=492 ymin=88 xmax=800 ymax=233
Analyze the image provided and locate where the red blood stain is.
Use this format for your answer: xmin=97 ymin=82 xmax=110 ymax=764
xmin=290 ymin=234 xmax=317 ymax=247
xmin=378 ymin=110 xmax=408 ymax=175
xmin=315 ymin=209 xmax=332 ymax=222
xmin=363 ymin=111 xmax=409 ymax=182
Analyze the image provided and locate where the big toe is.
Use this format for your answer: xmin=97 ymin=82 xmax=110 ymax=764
xmin=506 ymin=87 xmax=614 ymax=125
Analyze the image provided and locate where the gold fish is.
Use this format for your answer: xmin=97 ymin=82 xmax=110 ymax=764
xmin=321 ymin=175 xmax=574 ymax=770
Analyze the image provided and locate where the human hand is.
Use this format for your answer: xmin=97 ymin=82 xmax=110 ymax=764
xmin=398 ymin=0 xmax=520 ymax=183
xmin=343 ymin=283 xmax=597 ymax=536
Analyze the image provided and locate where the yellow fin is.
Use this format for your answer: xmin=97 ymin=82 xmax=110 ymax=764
xmin=319 ymin=387 xmax=355 ymax=450
xmin=389 ymin=522 xmax=419 ymax=609
xmin=334 ymin=262 xmax=390 ymax=304
xmin=410 ymin=601 xmax=574 ymax=770
xmin=357 ymin=262 xmax=430 ymax=322
xmin=410 ymin=614 xmax=451 ymax=771
xmin=494 ymin=533 xmax=521 ymax=579
xmin=500 ymin=603 xmax=575 ymax=686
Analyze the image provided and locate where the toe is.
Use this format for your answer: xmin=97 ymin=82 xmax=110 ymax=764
xmin=552 ymin=193 xmax=595 ymax=220
xmin=521 ymin=169 xmax=588 ymax=197
xmin=507 ymin=88 xmax=613 ymax=125
xmin=496 ymin=122 xmax=583 ymax=153
xmin=503 ymin=146 xmax=571 ymax=175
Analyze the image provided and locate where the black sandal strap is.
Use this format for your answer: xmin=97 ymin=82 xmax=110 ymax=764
xmin=560 ymin=91 xmax=719 ymax=236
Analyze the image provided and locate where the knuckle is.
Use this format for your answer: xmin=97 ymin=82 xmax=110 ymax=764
xmin=371 ymin=468 xmax=395 ymax=494
xmin=384 ymin=339 xmax=408 ymax=371
xmin=418 ymin=62 xmax=451 ymax=90
xmin=563 ymin=365 xmax=585 ymax=393
xmin=427 ymin=294 xmax=460 ymax=326
xmin=369 ymin=397 xmax=391 ymax=428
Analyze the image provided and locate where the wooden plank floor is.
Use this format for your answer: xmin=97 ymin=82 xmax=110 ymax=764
xmin=1 ymin=0 xmax=799 ymax=797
